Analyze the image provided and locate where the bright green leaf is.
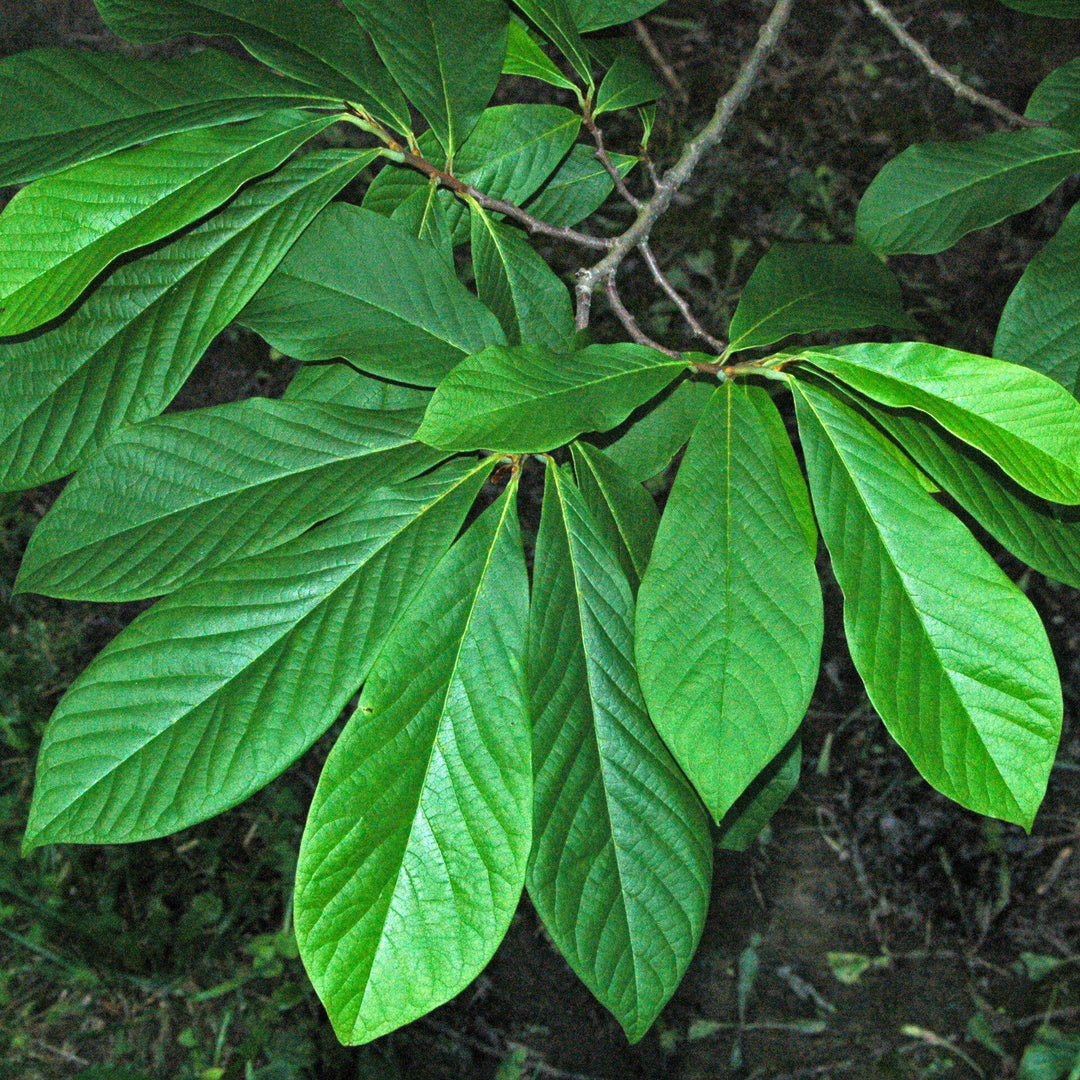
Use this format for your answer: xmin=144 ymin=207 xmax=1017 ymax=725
xmin=524 ymin=143 xmax=637 ymax=227
xmin=792 ymin=379 xmax=1061 ymax=828
xmin=636 ymin=383 xmax=822 ymax=821
xmin=294 ymin=484 xmax=531 ymax=1044
xmin=801 ymin=342 xmax=1080 ymax=504
xmin=17 ymin=400 xmax=442 ymax=602
xmin=417 ymin=342 xmax=689 ymax=453
xmin=22 ymin=460 xmax=492 ymax=848
xmin=527 ymin=459 xmax=711 ymax=1043
xmin=725 ymin=243 xmax=914 ymax=355
xmin=514 ymin=0 xmax=592 ymax=83
xmin=0 ymin=149 xmax=371 ymax=491
xmin=716 ymin=737 xmax=802 ymax=852
xmin=284 ymin=366 xmax=431 ymax=410
xmin=390 ymin=184 xmax=457 ymax=268
xmin=503 ymin=18 xmax=579 ymax=92
xmin=855 ymin=128 xmax=1080 ymax=255
xmin=594 ymin=49 xmax=663 ymax=116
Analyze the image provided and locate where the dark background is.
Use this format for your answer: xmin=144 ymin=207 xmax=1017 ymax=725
xmin=0 ymin=2 xmax=1078 ymax=1077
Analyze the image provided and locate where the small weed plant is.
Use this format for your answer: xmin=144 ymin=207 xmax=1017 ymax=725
xmin=3 ymin=0 xmax=1080 ymax=1046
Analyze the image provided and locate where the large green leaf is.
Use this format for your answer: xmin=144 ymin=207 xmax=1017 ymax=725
xmin=513 ymin=0 xmax=592 ymax=83
xmin=416 ymin=343 xmax=690 ymax=452
xmin=995 ymin=202 xmax=1080 ymax=395
xmin=285 ymin=365 xmax=431 ymax=410
xmin=996 ymin=0 xmax=1080 ymax=16
xmin=23 ymin=459 xmax=492 ymax=850
xmin=716 ymin=737 xmax=802 ymax=853
xmin=527 ymin=460 xmax=711 ymax=1043
xmin=390 ymin=184 xmax=457 ymax=268
xmin=1026 ymin=58 xmax=1080 ymax=128
xmin=725 ymin=243 xmax=914 ymax=355
xmin=523 ymin=143 xmax=636 ymax=227
xmin=0 ymin=150 xmax=373 ymax=492
xmin=470 ymin=205 xmax=576 ymax=350
xmin=94 ymin=0 xmax=411 ymax=133
xmin=855 ymin=128 xmax=1080 ymax=255
xmin=636 ymin=383 xmax=822 ymax=821
xmin=791 ymin=379 xmax=1061 ymax=828
xmin=0 ymin=47 xmax=335 ymax=186
xmin=17 ymin=400 xmax=441 ymax=602
xmin=565 ymin=0 xmax=666 ymax=32
xmin=294 ymin=484 xmax=531 ymax=1045
xmin=569 ymin=440 xmax=658 ymax=587
xmin=239 ymin=204 xmax=506 ymax=387
xmin=599 ymin=378 xmax=714 ymax=482
xmin=801 ymin=343 xmax=1080 ymax=504
xmin=594 ymin=49 xmax=663 ymax=116
xmin=503 ymin=17 xmax=580 ymax=92
xmin=343 ymin=0 xmax=509 ymax=160
xmin=862 ymin=401 xmax=1080 ymax=590
xmin=0 ymin=111 xmax=340 ymax=338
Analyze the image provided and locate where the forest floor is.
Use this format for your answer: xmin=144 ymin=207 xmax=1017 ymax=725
xmin=0 ymin=2 xmax=1078 ymax=1078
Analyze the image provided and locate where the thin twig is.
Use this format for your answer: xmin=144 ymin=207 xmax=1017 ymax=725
xmin=633 ymin=17 xmax=689 ymax=104
xmin=576 ymin=0 xmax=796 ymax=320
xmin=585 ymin=116 xmax=642 ymax=208
xmin=603 ymin=275 xmax=682 ymax=357
xmin=862 ymin=0 xmax=1042 ymax=127
xmin=638 ymin=241 xmax=726 ymax=351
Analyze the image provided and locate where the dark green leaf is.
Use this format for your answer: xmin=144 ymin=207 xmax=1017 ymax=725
xmin=792 ymin=379 xmax=1061 ymax=828
xmin=514 ymin=0 xmax=592 ymax=83
xmin=417 ymin=343 xmax=689 ymax=453
xmin=594 ymin=49 xmax=663 ymax=116
xmin=390 ymin=184 xmax=457 ymax=268
xmin=716 ymin=737 xmax=801 ymax=852
xmin=565 ymin=0 xmax=666 ymax=32
xmin=527 ymin=459 xmax=711 ymax=1043
xmin=23 ymin=460 xmax=492 ymax=848
xmin=636 ymin=383 xmax=822 ymax=821
xmin=1026 ymin=58 xmax=1080 ymax=128
xmin=503 ymin=17 xmax=580 ymax=92
xmin=284 ymin=366 xmax=431 ymax=410
xmin=294 ymin=484 xmax=531 ymax=1044
xmin=996 ymin=0 xmax=1080 ymax=17
xmin=523 ymin=143 xmax=636 ymax=227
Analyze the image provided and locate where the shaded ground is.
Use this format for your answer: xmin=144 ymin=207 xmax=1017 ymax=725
xmin=1 ymin=2 xmax=1078 ymax=1078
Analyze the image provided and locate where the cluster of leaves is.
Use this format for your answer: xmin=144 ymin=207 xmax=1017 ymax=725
xmin=2 ymin=0 xmax=1080 ymax=1051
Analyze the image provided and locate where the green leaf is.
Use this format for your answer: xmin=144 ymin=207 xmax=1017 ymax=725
xmin=503 ymin=18 xmax=579 ymax=92
xmin=1026 ymin=58 xmax=1080 ymax=128
xmin=294 ymin=483 xmax=531 ymax=1045
xmin=0 ymin=47 xmax=336 ymax=186
xmin=344 ymin=0 xmax=509 ymax=160
xmin=725 ymin=243 xmax=914 ymax=355
xmin=523 ymin=143 xmax=636 ymax=227
xmin=996 ymin=0 xmax=1080 ymax=17
xmin=594 ymin=49 xmax=663 ymax=116
xmin=855 ymin=128 xmax=1080 ymax=255
xmin=599 ymin=378 xmax=714 ymax=482
xmin=995 ymin=202 xmax=1080 ymax=395
xmin=390 ymin=184 xmax=457 ymax=269
xmin=0 ymin=111 xmax=340 ymax=338
xmin=569 ymin=440 xmax=658 ymax=586
xmin=470 ymin=206 xmax=576 ymax=350
xmin=514 ymin=0 xmax=592 ymax=83
xmin=17 ymin=400 xmax=442 ymax=602
xmin=23 ymin=459 xmax=492 ymax=849
xmin=239 ymin=204 xmax=506 ymax=388
xmin=859 ymin=402 xmax=1080 ymax=590
xmin=527 ymin=459 xmax=711 ymax=1043
xmin=716 ymin=737 xmax=801 ymax=852
xmin=801 ymin=342 xmax=1080 ymax=504
xmin=791 ymin=379 xmax=1061 ymax=828
xmin=285 ymin=366 xmax=431 ymax=410
xmin=565 ymin=0 xmax=666 ymax=32
xmin=93 ymin=0 xmax=411 ymax=133
xmin=417 ymin=343 xmax=689 ymax=453
xmin=0 ymin=149 xmax=372 ymax=492
xmin=636 ymin=383 xmax=822 ymax=821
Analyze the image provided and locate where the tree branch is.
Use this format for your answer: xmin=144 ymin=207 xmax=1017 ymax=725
xmin=637 ymin=242 xmax=726 ymax=352
xmin=861 ymin=0 xmax=1042 ymax=128
xmin=603 ymin=275 xmax=681 ymax=357
xmin=585 ymin=115 xmax=642 ymax=208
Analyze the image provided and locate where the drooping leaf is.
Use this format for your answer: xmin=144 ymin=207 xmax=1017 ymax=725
xmin=0 ymin=149 xmax=373 ymax=492
xmin=470 ymin=205 xmax=576 ymax=350
xmin=995 ymin=201 xmax=1080 ymax=395
xmin=0 ymin=111 xmax=341 ymax=337
xmin=17 ymin=400 xmax=442 ymax=602
xmin=855 ymin=128 xmax=1080 ymax=255
xmin=294 ymin=484 xmax=531 ymax=1045
xmin=514 ymin=0 xmax=592 ymax=83
xmin=239 ymin=204 xmax=506 ymax=387
xmin=417 ymin=343 xmax=690 ymax=452
xmin=724 ymin=243 xmax=914 ymax=355
xmin=636 ymin=383 xmax=822 ymax=821
xmin=801 ymin=342 xmax=1080 ymax=504
xmin=716 ymin=737 xmax=802 ymax=852
xmin=594 ymin=49 xmax=663 ymax=116
xmin=22 ymin=459 xmax=493 ymax=849
xmin=565 ymin=0 xmax=666 ymax=32
xmin=284 ymin=365 xmax=431 ymax=411
xmin=569 ymin=440 xmax=658 ymax=586
xmin=0 ymin=47 xmax=335 ymax=186
xmin=343 ymin=0 xmax=510 ymax=160
xmin=527 ymin=459 xmax=711 ymax=1043
xmin=93 ymin=0 xmax=411 ymax=132
xmin=599 ymin=378 xmax=715 ymax=482
xmin=791 ymin=378 xmax=1061 ymax=828
xmin=503 ymin=18 xmax=580 ymax=92
xmin=1026 ymin=58 xmax=1080 ymax=129
xmin=995 ymin=0 xmax=1080 ymax=16
xmin=523 ymin=143 xmax=637 ymax=227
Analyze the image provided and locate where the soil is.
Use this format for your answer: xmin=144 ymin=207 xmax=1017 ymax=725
xmin=1 ymin=2 xmax=1078 ymax=1079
